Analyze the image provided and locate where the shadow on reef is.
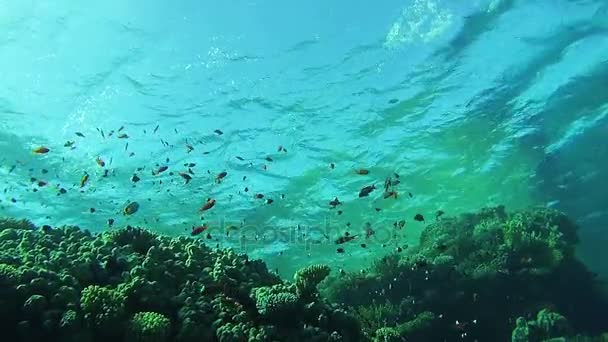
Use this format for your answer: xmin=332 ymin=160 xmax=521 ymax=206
xmin=320 ymin=206 xmax=608 ymax=342
xmin=0 ymin=219 xmax=362 ymax=342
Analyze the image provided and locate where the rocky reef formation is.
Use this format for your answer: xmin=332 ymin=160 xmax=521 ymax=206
xmin=321 ymin=206 xmax=608 ymax=341
xmin=0 ymin=220 xmax=362 ymax=342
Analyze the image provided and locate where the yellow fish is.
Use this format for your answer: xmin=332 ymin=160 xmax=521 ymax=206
xmin=80 ymin=173 xmax=89 ymax=188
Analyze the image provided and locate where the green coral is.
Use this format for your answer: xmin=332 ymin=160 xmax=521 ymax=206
xmin=127 ymin=311 xmax=171 ymax=342
xmin=251 ymin=284 xmax=300 ymax=319
xmin=294 ymin=264 xmax=330 ymax=300
xmin=80 ymin=285 xmax=126 ymax=333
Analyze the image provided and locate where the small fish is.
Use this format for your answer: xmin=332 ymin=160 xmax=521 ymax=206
xmin=131 ymin=174 xmax=141 ymax=183
xmin=214 ymin=129 xmax=223 ymax=135
xmin=186 ymin=144 xmax=194 ymax=153
xmin=125 ymin=142 xmax=128 ymax=151
xmin=42 ymin=225 xmax=52 ymax=232
xmin=335 ymin=235 xmax=357 ymax=244
xmin=89 ymin=208 xmax=96 ymax=213
xmin=59 ymin=188 xmax=67 ymax=194
xmin=414 ymin=214 xmax=425 ymax=222
xmin=185 ymin=163 xmax=196 ymax=168
xmin=388 ymin=98 xmax=398 ymax=104
xmin=108 ymin=130 xmax=115 ymax=137
xmin=355 ymin=169 xmax=369 ymax=175
xmin=236 ymin=156 xmax=244 ymax=161
xmin=200 ymin=198 xmax=216 ymax=211
xmin=64 ymin=140 xmax=75 ymax=148
xmin=33 ymin=146 xmax=50 ymax=154
xmin=398 ymin=220 xmax=406 ymax=229
xmin=75 ymin=132 xmax=85 ymax=138
xmin=80 ymin=173 xmax=89 ymax=188
xmin=216 ymin=171 xmax=228 ymax=183
xmin=123 ymin=201 xmax=139 ymax=215
xmin=277 ymin=145 xmax=287 ymax=152
xmin=358 ymin=185 xmax=376 ymax=198
xmin=266 ymin=199 xmax=274 ymax=204
xmin=265 ymin=156 xmax=273 ymax=162
xmin=153 ymin=124 xmax=159 ymax=133
xmin=329 ymin=197 xmax=341 ymax=208
xmin=336 ymin=248 xmax=345 ymax=254
xmin=179 ymin=172 xmax=192 ymax=184
xmin=365 ymin=222 xmax=375 ymax=238
xmin=108 ymin=218 xmax=114 ymax=227
xmin=152 ymin=166 xmax=168 ymax=175
xmin=118 ymin=126 xmax=124 ymax=132
xmin=191 ymin=224 xmax=208 ymax=236
xmin=100 ymin=129 xmax=105 ymax=138
xmin=383 ymin=191 xmax=398 ymax=199
xmin=436 ymin=210 xmax=445 ymax=219
xmin=255 ymin=193 xmax=264 ymax=199
xmin=330 ymin=163 xmax=335 ymax=169
xmin=37 ymin=180 xmax=47 ymax=187
xmin=95 ymin=157 xmax=105 ymax=167
xmin=408 ymin=192 xmax=413 ymax=198
xmin=117 ymin=133 xmax=129 ymax=139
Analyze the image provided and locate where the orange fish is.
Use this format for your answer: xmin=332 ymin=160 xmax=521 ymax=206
xmin=33 ymin=146 xmax=50 ymax=154
xmin=355 ymin=169 xmax=369 ymax=175
xmin=96 ymin=157 xmax=105 ymax=167
xmin=200 ymin=198 xmax=216 ymax=211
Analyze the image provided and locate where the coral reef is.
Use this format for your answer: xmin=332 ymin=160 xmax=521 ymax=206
xmin=322 ymin=206 xmax=608 ymax=341
xmin=0 ymin=220 xmax=363 ymax=341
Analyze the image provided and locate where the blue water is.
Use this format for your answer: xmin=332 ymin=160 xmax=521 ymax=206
xmin=1 ymin=0 xmax=607 ymax=278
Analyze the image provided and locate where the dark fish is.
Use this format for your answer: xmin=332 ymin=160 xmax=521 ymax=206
xmin=179 ymin=172 xmax=192 ymax=184
xmin=118 ymin=133 xmax=128 ymax=139
xmin=41 ymin=169 xmax=48 ymax=174
xmin=375 ymin=208 xmax=381 ymax=212
xmin=42 ymin=225 xmax=52 ymax=232
xmin=265 ymin=156 xmax=273 ymax=162
xmin=365 ymin=223 xmax=375 ymax=238
xmin=408 ymin=192 xmax=413 ymax=198
xmin=388 ymin=98 xmax=398 ymax=104
xmin=336 ymin=248 xmax=345 ymax=254
xmin=153 ymin=166 xmax=168 ymax=175
xmin=200 ymin=199 xmax=216 ymax=211
xmin=125 ymin=142 xmax=128 ymax=151
xmin=436 ymin=210 xmax=445 ymax=219
xmin=255 ymin=193 xmax=264 ymax=199
xmin=337 ymin=210 xmax=343 ymax=215
xmin=33 ymin=146 xmax=50 ymax=154
xmin=236 ymin=156 xmax=244 ymax=161
xmin=37 ymin=180 xmax=47 ymax=187
xmin=90 ymin=208 xmax=96 ymax=213
xmin=266 ymin=199 xmax=274 ymax=204
xmin=330 ymin=163 xmax=335 ymax=169
xmin=329 ymin=197 xmax=341 ymax=208
xmin=186 ymin=144 xmax=194 ymax=153
xmin=118 ymin=126 xmax=124 ymax=132
xmin=358 ymin=185 xmax=376 ymax=198
xmin=124 ymin=201 xmax=139 ymax=215
xmin=398 ymin=220 xmax=405 ymax=229
xmin=214 ymin=129 xmax=223 ymax=135
xmin=244 ymin=187 xmax=249 ymax=192
xmin=216 ymin=171 xmax=228 ymax=183
xmin=64 ymin=140 xmax=75 ymax=148
xmin=59 ymin=188 xmax=67 ymax=194
xmin=383 ymin=191 xmax=398 ymax=199
xmin=75 ymin=132 xmax=85 ymax=137
xmin=355 ymin=169 xmax=369 ymax=175
xmin=335 ymin=235 xmax=357 ymax=244
xmin=153 ymin=124 xmax=159 ymax=133
xmin=107 ymin=218 xmax=114 ymax=227
xmin=361 ymin=243 xmax=367 ymax=248
xmin=414 ymin=214 xmax=425 ymax=222
xmin=131 ymin=174 xmax=141 ymax=183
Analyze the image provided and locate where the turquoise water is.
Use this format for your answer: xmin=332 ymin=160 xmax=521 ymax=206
xmin=1 ymin=0 xmax=607 ymax=279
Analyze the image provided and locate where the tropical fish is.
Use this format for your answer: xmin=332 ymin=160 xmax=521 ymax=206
xmin=179 ymin=172 xmax=192 ymax=184
xmin=80 ymin=173 xmax=89 ymax=188
xmin=123 ymin=201 xmax=139 ymax=215
xmin=200 ymin=198 xmax=216 ymax=211
xmin=216 ymin=171 xmax=227 ymax=183
xmin=152 ymin=166 xmax=168 ymax=175
xmin=358 ymin=185 xmax=376 ymax=198
xmin=191 ymin=224 xmax=208 ymax=236
xmin=355 ymin=169 xmax=369 ymax=175
xmin=33 ymin=146 xmax=50 ymax=154
xmin=414 ymin=214 xmax=425 ymax=222
xmin=329 ymin=197 xmax=341 ymax=208
xmin=95 ymin=157 xmax=105 ymax=167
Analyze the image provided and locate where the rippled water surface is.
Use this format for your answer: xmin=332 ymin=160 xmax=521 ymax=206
xmin=1 ymin=0 xmax=607 ymax=277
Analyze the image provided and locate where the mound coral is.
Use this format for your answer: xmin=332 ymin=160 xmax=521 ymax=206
xmin=322 ymin=206 xmax=608 ymax=341
xmin=0 ymin=219 xmax=363 ymax=341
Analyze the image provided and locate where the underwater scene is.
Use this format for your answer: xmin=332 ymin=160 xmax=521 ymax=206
xmin=1 ymin=0 xmax=608 ymax=341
